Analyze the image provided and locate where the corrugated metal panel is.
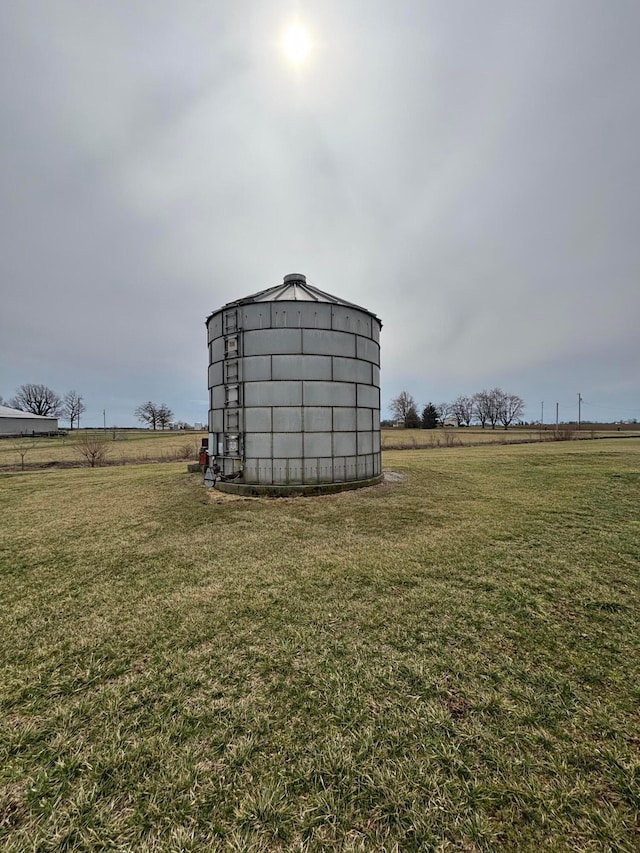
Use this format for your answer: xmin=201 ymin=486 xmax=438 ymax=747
xmin=208 ymin=362 xmax=223 ymax=387
xmin=332 ymin=356 xmax=372 ymax=384
xmin=244 ymin=329 xmax=302 ymax=356
xmin=356 ymin=336 xmax=380 ymax=365
xmin=240 ymin=304 xmax=269 ymax=330
xmin=207 ymin=313 xmax=222 ymax=342
xmin=242 ymin=356 xmax=272 ymax=382
xmin=303 ymin=407 xmax=332 ymax=431
xmin=357 ymin=384 xmax=379 ymax=408
xmin=210 ymin=410 xmax=223 ymax=432
xmin=211 ymin=386 xmax=226 ymax=409
xmin=244 ymin=407 xmax=272 ymax=432
xmin=304 ymin=432 xmax=332 ymax=457
xmin=334 ymin=433 xmax=357 ymax=456
xmin=303 ymin=381 xmax=356 ymax=407
xmin=357 ymin=408 xmax=373 ymax=430
xmin=272 ymin=354 xmax=332 ymax=381
xmin=272 ymin=407 xmax=303 ymax=432
xmin=210 ymin=337 xmax=225 ymax=363
xmin=358 ymin=432 xmax=374 ymax=454
xmin=244 ymin=433 xmax=272 ymax=457
xmin=244 ymin=381 xmax=303 ymax=407
xmin=273 ymin=433 xmax=303 ymax=457
xmin=333 ymin=407 xmax=357 ymax=431
xmin=302 ymin=329 xmax=356 ymax=358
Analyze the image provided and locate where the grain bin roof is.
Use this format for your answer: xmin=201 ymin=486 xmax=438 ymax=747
xmin=212 ymin=273 xmax=380 ymax=321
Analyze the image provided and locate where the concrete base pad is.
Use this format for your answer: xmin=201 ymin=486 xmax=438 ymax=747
xmin=215 ymin=474 xmax=384 ymax=497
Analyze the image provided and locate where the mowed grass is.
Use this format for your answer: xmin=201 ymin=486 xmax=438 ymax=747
xmin=0 ymin=441 xmax=638 ymax=851
xmin=0 ymin=430 xmax=207 ymax=469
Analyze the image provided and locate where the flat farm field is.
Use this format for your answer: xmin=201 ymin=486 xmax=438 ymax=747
xmin=381 ymin=426 xmax=640 ymax=449
xmin=0 ymin=429 xmax=207 ymax=469
xmin=1 ymin=440 xmax=639 ymax=850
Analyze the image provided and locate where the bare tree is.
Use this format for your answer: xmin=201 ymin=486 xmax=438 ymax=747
xmin=135 ymin=401 xmax=159 ymax=430
xmin=8 ymin=437 xmax=38 ymax=470
xmin=62 ymin=390 xmax=86 ymax=430
xmin=497 ymin=393 xmax=525 ymax=429
xmin=76 ymin=433 xmax=110 ymax=467
xmin=451 ymin=395 xmax=474 ymax=427
xmin=156 ymin=404 xmax=174 ymax=430
xmin=487 ymin=388 xmax=503 ymax=429
xmin=473 ymin=390 xmax=492 ymax=429
xmin=10 ymin=383 xmax=62 ymax=416
xmin=390 ymin=391 xmax=418 ymax=427
xmin=436 ymin=401 xmax=452 ymax=423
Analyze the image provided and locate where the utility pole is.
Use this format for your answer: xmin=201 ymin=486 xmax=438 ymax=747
xmin=555 ymin=402 xmax=559 ymax=429
xmin=103 ymin=409 xmax=106 ymax=432
xmin=541 ymin=401 xmax=544 ymax=425
xmin=577 ymin=393 xmax=582 ymax=430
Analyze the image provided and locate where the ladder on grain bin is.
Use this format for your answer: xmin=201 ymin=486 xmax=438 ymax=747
xmin=214 ymin=306 xmax=244 ymax=476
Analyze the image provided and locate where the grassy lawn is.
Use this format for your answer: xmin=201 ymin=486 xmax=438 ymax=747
xmin=1 ymin=441 xmax=638 ymax=850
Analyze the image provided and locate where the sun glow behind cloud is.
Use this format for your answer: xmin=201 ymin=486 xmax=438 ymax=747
xmin=281 ymin=22 xmax=311 ymax=66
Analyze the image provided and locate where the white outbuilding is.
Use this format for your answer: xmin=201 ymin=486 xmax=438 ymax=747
xmin=0 ymin=405 xmax=59 ymax=436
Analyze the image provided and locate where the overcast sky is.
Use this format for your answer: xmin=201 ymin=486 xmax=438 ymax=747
xmin=1 ymin=0 xmax=638 ymax=426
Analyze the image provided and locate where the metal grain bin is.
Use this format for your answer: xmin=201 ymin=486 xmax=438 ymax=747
xmin=206 ymin=274 xmax=382 ymax=494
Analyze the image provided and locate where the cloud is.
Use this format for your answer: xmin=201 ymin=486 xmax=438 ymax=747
xmin=1 ymin=0 xmax=638 ymax=425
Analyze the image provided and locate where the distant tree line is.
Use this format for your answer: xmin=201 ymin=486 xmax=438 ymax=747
xmin=389 ymin=389 xmax=525 ymax=430
xmin=3 ymin=384 xmax=184 ymax=431
xmin=5 ymin=383 xmax=86 ymax=428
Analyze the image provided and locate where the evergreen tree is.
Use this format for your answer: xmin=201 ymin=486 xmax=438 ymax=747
xmin=421 ymin=402 xmax=439 ymax=429
xmin=405 ymin=404 xmax=421 ymax=429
